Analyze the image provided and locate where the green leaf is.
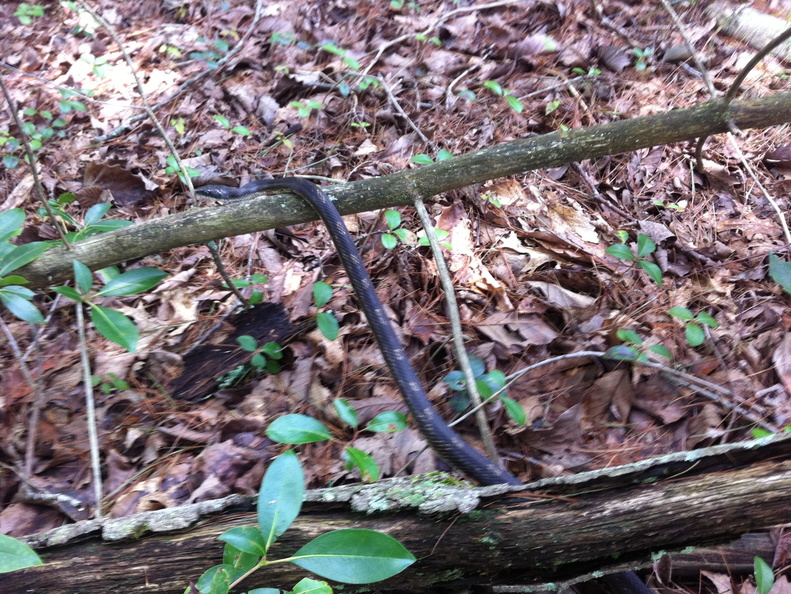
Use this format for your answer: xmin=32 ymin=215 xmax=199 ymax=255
xmin=51 ymin=286 xmax=83 ymax=301
xmin=476 ymin=378 xmax=493 ymax=399
xmin=696 ymin=311 xmax=718 ymax=328
xmin=344 ymin=447 xmax=379 ymax=482
xmin=636 ymin=233 xmax=656 ymax=258
xmin=604 ymin=345 xmax=641 ymax=361
xmin=754 ymin=556 xmax=774 ymax=594
xmin=0 ymin=275 xmax=28 ymax=288
xmin=251 ymin=353 xmax=266 ymax=368
xmin=0 ymin=533 xmax=43 ymax=573
xmin=481 ymin=369 xmax=506 ymax=391
xmin=84 ymin=203 xmax=112 ymax=226
xmin=381 ymin=233 xmax=397 ymax=249
xmin=468 ymin=356 xmax=486 ymax=378
xmin=505 ymin=95 xmax=523 ymax=113
xmin=73 ymin=260 xmax=93 ymax=294
xmin=443 ymin=370 xmax=466 ymax=391
xmin=648 ymin=344 xmax=672 ymax=359
xmin=90 ymin=304 xmax=139 ymax=352
xmin=317 ymin=311 xmax=339 ymax=341
xmin=616 ymin=329 xmax=643 ymax=345
xmin=668 ymin=306 xmax=694 ymax=321
xmin=292 ymin=529 xmax=415 ymax=583
xmin=313 ymin=281 xmax=333 ymax=307
xmin=638 ymin=260 xmax=663 ymax=285
xmin=501 ymin=395 xmax=526 ymax=425
xmin=194 ymin=564 xmax=233 ymax=594
xmin=752 ymin=427 xmax=774 ymax=439
xmin=222 ymin=542 xmax=259 ymax=578
xmin=769 ymin=252 xmax=791 ymax=294
xmin=605 ymin=244 xmax=635 ymax=261
xmin=218 ymin=526 xmax=267 ymax=557
xmin=96 ymin=268 xmax=167 ymax=296
xmin=392 ymin=228 xmax=412 ymax=244
xmin=685 ymin=323 xmax=705 ymax=347
xmin=258 ymin=451 xmax=304 ymax=550
xmin=213 ymin=114 xmax=230 ymax=128
xmin=0 ymin=290 xmax=43 ymax=323
xmin=411 ymin=154 xmax=434 ymax=165
xmin=262 ymin=342 xmax=283 ymax=359
xmin=289 ymin=578 xmax=331 ymax=594
xmin=231 ymin=126 xmax=251 ymax=136
xmin=384 ymin=210 xmax=401 ymax=231
xmin=483 ymin=80 xmax=503 ymax=96
xmin=366 ymin=411 xmax=407 ymax=433
xmin=334 ymin=398 xmax=359 ymax=429
xmin=436 ymin=149 xmax=453 ymax=161
xmin=0 ymin=242 xmax=49 ymax=276
xmin=266 ymin=414 xmax=333 ymax=444
xmin=237 ymin=335 xmax=258 ymax=352
xmin=0 ymin=209 xmax=25 ymax=243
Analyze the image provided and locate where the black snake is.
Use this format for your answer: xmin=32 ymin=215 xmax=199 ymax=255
xmin=196 ymin=177 xmax=652 ymax=593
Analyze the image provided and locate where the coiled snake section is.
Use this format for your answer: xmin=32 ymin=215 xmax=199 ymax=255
xmin=196 ymin=178 xmax=519 ymax=487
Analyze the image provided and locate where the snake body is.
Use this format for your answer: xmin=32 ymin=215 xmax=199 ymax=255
xmin=197 ymin=178 xmax=519 ymax=486
xmin=197 ymin=178 xmax=652 ymax=593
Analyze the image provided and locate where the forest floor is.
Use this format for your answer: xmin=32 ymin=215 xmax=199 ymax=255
xmin=1 ymin=0 xmax=790 ymax=592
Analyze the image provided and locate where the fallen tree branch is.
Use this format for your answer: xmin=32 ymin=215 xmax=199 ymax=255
xmin=10 ymin=433 xmax=791 ymax=592
xmin=17 ymin=91 xmax=791 ymax=289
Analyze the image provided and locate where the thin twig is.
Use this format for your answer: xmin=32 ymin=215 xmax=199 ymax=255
xmin=413 ymin=196 xmax=502 ymax=465
xmin=75 ymin=302 xmax=103 ymax=519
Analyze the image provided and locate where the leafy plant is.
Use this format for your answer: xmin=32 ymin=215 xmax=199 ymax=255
xmin=482 ymin=81 xmax=523 ymax=113
xmin=633 ymin=46 xmax=654 ymax=71
xmin=91 ymin=372 xmax=130 ymax=394
xmin=604 ymin=329 xmax=672 ymax=363
xmin=267 ymin=404 xmax=408 ymax=482
xmin=571 ymin=66 xmax=602 ymax=76
xmin=605 ymin=232 xmax=663 ymax=285
xmin=14 ymin=2 xmax=45 ymax=25
xmin=288 ymin=100 xmax=324 ymax=119
xmin=380 ymin=210 xmax=414 ymax=249
xmin=189 ymin=37 xmax=230 ymax=69
xmin=0 ymin=534 xmax=42 ymax=573
xmin=212 ymin=115 xmax=251 ymax=137
xmin=164 ymin=154 xmax=200 ymax=182
xmin=52 ymin=262 xmax=167 ymax=352
xmin=227 ymin=273 xmax=269 ymax=306
xmin=667 ymin=306 xmax=718 ymax=348
xmin=410 ymin=148 xmax=453 ymax=165
xmin=0 ymin=209 xmax=50 ymax=324
xmin=545 ymin=99 xmax=562 ymax=115
xmin=443 ymin=355 xmax=525 ymax=425
xmin=237 ymin=336 xmax=284 ymax=374
xmin=313 ymin=281 xmax=339 ymax=341
xmin=191 ymin=452 xmax=414 ymax=593
xmin=37 ymin=195 xmax=134 ymax=242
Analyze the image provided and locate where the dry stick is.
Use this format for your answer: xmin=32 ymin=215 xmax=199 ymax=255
xmin=0 ymin=72 xmax=69 ymax=244
xmin=451 ymin=350 xmax=777 ymax=433
xmin=658 ymin=0 xmax=717 ymax=97
xmin=695 ymin=25 xmax=791 ymax=168
xmin=93 ymin=0 xmax=265 ymax=144
xmin=380 ymin=76 xmax=502 ymax=465
xmin=75 ymin=302 xmax=103 ymax=519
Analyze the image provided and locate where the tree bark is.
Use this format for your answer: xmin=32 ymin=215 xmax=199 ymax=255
xmin=16 ymin=92 xmax=791 ymax=289
xmin=10 ymin=433 xmax=791 ymax=593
